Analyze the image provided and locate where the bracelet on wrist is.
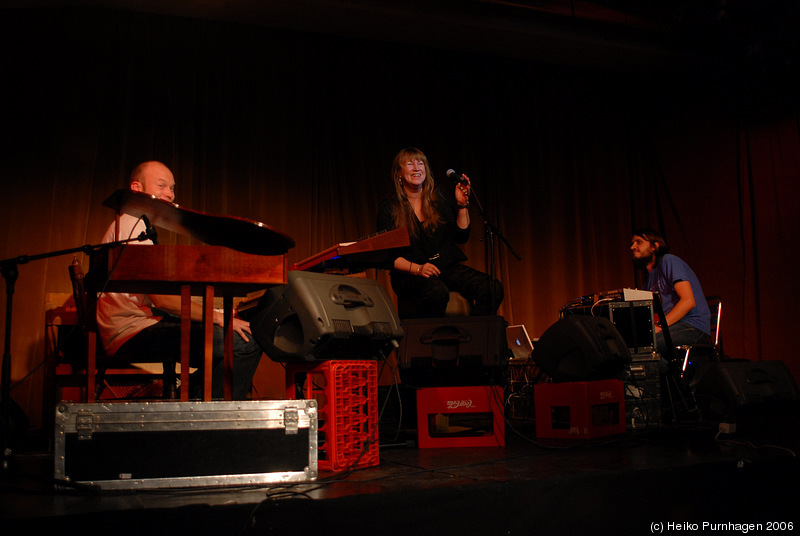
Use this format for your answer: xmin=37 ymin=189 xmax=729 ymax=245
xmin=457 ymin=203 xmax=469 ymax=209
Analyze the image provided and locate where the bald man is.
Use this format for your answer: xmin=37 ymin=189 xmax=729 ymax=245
xmin=96 ymin=161 xmax=263 ymax=399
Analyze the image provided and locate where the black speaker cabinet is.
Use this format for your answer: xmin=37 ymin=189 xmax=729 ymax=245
xmin=251 ymin=271 xmax=404 ymax=362
xmin=562 ymin=300 xmax=656 ymax=355
xmin=533 ymin=315 xmax=631 ymax=383
xmin=397 ymin=315 xmax=508 ymax=387
xmin=693 ymin=360 xmax=800 ymax=419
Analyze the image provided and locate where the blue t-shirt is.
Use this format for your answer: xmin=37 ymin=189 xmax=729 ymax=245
xmin=645 ymin=254 xmax=710 ymax=335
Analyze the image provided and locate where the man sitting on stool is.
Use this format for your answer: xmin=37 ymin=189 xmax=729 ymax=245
xmin=630 ymin=228 xmax=711 ymax=356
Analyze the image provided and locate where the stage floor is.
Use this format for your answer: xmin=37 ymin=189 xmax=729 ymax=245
xmin=3 ymin=404 xmax=799 ymax=535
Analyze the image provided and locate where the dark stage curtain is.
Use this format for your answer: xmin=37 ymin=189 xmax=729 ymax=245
xmin=2 ymin=7 xmax=799 ymax=428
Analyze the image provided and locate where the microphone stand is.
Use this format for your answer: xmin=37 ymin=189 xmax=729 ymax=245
xmin=467 ymin=181 xmax=521 ymax=314
xmin=1 ymin=230 xmax=152 ymax=475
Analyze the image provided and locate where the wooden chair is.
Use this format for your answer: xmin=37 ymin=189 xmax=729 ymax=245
xmin=68 ymin=256 xmax=177 ymax=402
xmin=43 ymin=292 xmax=85 ymax=438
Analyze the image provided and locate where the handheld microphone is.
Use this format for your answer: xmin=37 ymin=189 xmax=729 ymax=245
xmin=446 ymin=169 xmax=469 ymax=185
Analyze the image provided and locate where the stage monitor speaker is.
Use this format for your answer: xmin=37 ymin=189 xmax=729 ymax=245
xmin=250 ymin=271 xmax=404 ymax=362
xmin=397 ymin=315 xmax=508 ymax=387
xmin=533 ymin=315 xmax=631 ymax=383
xmin=693 ymin=360 xmax=800 ymax=419
xmin=563 ymin=300 xmax=656 ymax=355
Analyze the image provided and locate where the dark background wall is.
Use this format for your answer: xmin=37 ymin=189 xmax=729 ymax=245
xmin=2 ymin=2 xmax=799 ymax=429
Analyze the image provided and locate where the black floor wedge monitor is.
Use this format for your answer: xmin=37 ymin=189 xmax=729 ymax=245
xmin=251 ymin=271 xmax=404 ymax=362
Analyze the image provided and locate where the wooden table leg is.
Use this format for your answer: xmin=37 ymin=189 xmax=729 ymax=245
xmin=223 ymin=295 xmax=234 ymax=400
xmin=180 ymin=285 xmax=191 ymax=402
xmin=203 ymin=285 xmax=214 ymax=401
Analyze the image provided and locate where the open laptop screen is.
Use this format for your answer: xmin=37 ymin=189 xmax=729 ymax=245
xmin=506 ymin=325 xmax=533 ymax=360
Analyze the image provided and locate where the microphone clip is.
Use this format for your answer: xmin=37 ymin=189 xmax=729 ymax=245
xmin=140 ymin=215 xmax=159 ymax=244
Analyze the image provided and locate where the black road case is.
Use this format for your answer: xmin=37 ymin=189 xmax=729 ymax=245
xmin=54 ymin=400 xmax=318 ymax=490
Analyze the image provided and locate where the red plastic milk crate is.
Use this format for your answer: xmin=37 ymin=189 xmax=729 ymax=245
xmin=285 ymin=360 xmax=379 ymax=471
xmin=416 ymin=385 xmax=505 ymax=448
xmin=534 ymin=379 xmax=626 ymax=439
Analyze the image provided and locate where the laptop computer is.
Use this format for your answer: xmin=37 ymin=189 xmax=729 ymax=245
xmin=506 ymin=325 xmax=534 ymax=360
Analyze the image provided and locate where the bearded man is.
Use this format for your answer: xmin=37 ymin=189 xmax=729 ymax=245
xmin=630 ymin=228 xmax=711 ymax=355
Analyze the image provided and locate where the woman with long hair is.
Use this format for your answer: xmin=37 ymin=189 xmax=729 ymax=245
xmin=377 ymin=147 xmax=503 ymax=318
